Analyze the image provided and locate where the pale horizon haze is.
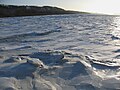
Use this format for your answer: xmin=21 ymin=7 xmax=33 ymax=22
xmin=0 ymin=0 xmax=120 ymax=15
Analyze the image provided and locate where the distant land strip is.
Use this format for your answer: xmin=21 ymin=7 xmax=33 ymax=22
xmin=0 ymin=4 xmax=90 ymax=17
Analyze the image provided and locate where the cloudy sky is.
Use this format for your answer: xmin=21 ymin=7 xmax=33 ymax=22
xmin=0 ymin=0 xmax=120 ymax=14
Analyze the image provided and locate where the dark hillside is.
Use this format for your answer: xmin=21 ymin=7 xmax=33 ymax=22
xmin=0 ymin=4 xmax=90 ymax=17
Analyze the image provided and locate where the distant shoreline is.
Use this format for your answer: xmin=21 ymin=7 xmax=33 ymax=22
xmin=0 ymin=4 xmax=90 ymax=18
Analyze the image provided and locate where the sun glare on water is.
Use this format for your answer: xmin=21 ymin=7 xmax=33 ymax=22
xmin=112 ymin=17 xmax=120 ymax=38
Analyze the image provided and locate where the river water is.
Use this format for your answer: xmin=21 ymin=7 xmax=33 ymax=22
xmin=0 ymin=14 xmax=120 ymax=90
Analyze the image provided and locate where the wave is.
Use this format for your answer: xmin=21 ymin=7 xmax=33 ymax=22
xmin=22 ymin=39 xmax=52 ymax=43
xmin=0 ymin=30 xmax=60 ymax=43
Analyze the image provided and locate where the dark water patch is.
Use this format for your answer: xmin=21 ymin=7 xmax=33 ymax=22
xmin=114 ymin=55 xmax=120 ymax=59
xmin=111 ymin=35 xmax=120 ymax=40
xmin=18 ymin=54 xmax=30 ymax=56
xmin=106 ymin=34 xmax=112 ymax=36
xmin=113 ymin=49 xmax=120 ymax=53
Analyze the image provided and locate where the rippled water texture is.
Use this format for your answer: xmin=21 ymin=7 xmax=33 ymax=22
xmin=1 ymin=14 xmax=120 ymax=89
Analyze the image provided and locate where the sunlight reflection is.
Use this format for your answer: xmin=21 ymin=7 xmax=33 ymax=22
xmin=112 ymin=17 xmax=120 ymax=39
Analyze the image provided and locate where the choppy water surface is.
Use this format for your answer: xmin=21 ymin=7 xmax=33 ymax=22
xmin=1 ymin=14 xmax=120 ymax=90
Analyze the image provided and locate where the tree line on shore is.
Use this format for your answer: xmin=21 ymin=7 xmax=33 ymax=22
xmin=0 ymin=4 xmax=89 ymax=17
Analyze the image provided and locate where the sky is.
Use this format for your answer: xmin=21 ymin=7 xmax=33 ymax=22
xmin=0 ymin=0 xmax=120 ymax=15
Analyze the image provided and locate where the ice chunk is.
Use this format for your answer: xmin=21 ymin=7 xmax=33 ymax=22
xmin=4 ymin=56 xmax=22 ymax=63
xmin=30 ymin=51 xmax=64 ymax=65
xmin=27 ymin=58 xmax=44 ymax=67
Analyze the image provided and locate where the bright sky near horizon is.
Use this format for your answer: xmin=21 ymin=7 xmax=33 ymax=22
xmin=0 ymin=0 xmax=120 ymax=15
